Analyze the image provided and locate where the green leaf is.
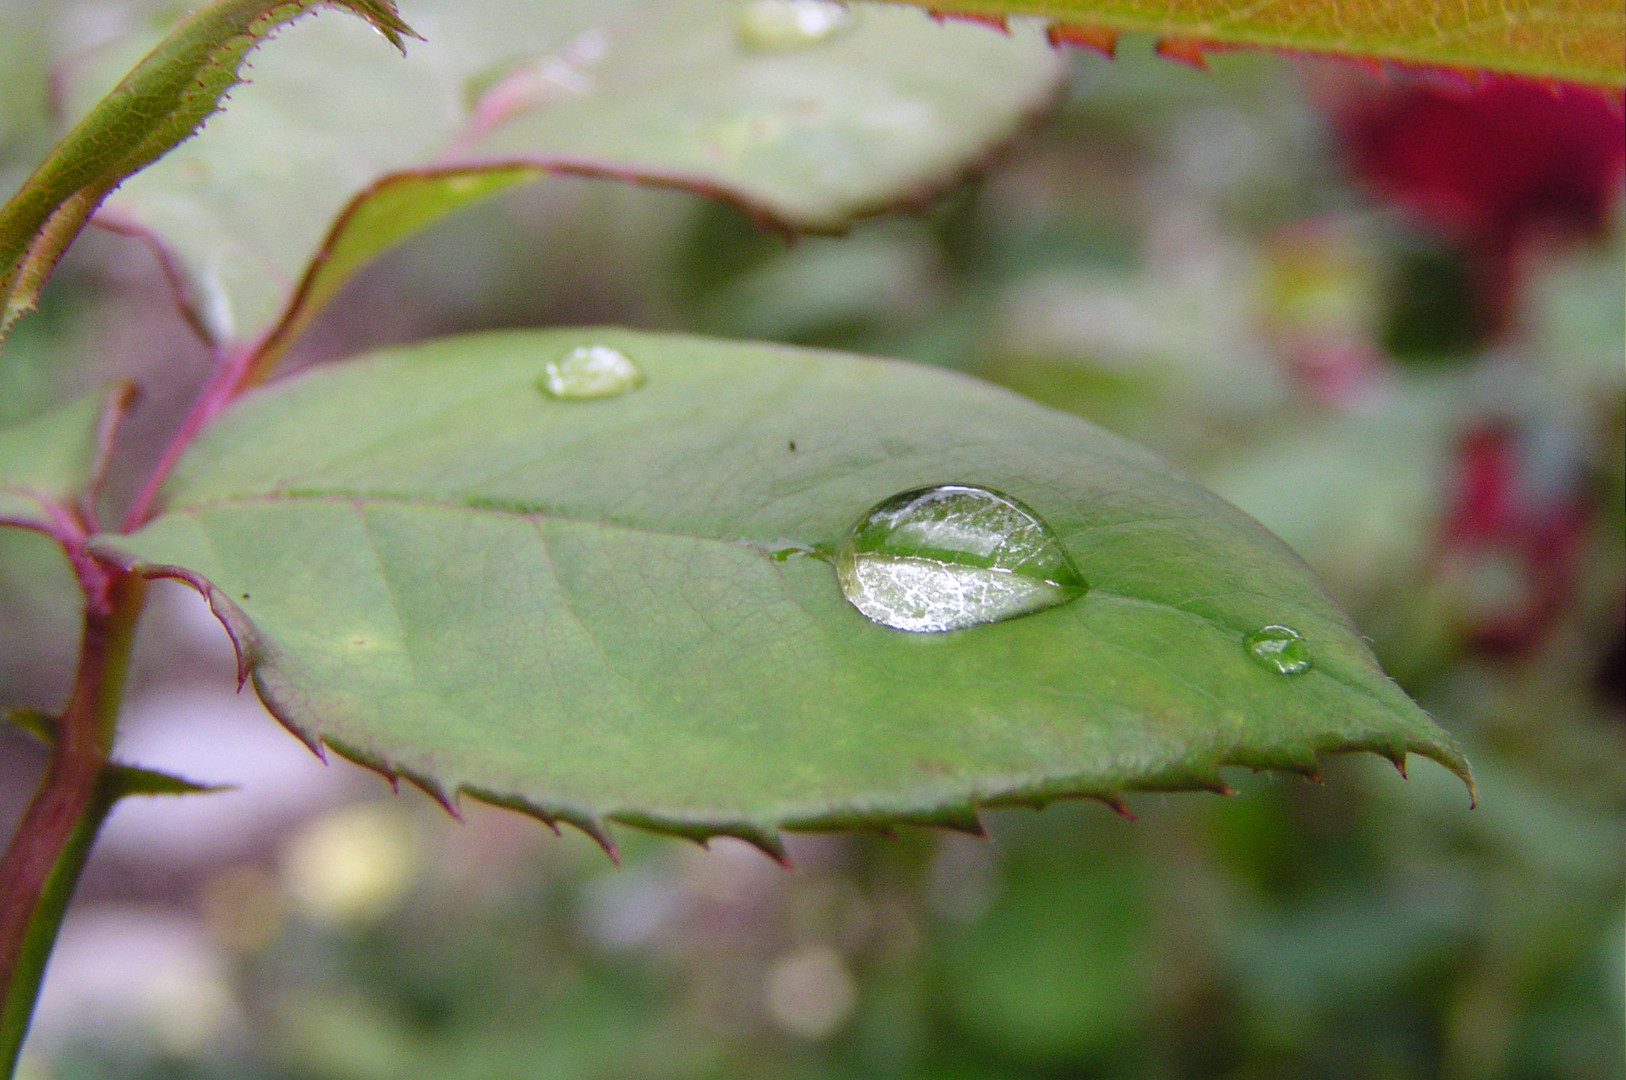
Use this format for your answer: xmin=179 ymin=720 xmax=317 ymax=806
xmin=96 ymin=329 xmax=1471 ymax=853
xmin=62 ymin=0 xmax=1062 ymax=354
xmin=3 ymin=707 xmax=228 ymax=797
xmin=0 ymin=390 xmax=113 ymax=530
xmin=0 ymin=529 xmax=81 ymax=707
xmin=0 ymin=0 xmax=55 ymax=179
xmin=890 ymin=0 xmax=1625 ymax=87
xmin=942 ymin=855 xmax=1152 ymax=1059
xmin=0 ymin=284 xmax=104 ymax=428
xmin=105 ymin=763 xmax=232 ymax=799
xmin=0 ymin=0 xmax=417 ymax=346
xmin=3 ymin=708 xmax=55 ymax=744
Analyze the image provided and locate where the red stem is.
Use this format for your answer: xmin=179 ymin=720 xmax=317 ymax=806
xmin=121 ymin=342 xmax=257 ymax=532
xmin=0 ymin=569 xmax=144 ymax=1005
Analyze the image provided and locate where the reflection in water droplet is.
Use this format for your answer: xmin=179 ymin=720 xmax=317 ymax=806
xmin=539 ymin=345 xmax=644 ymax=400
xmin=737 ymin=0 xmax=856 ymax=51
xmin=1244 ymin=624 xmax=1313 ymax=675
xmin=835 ymin=485 xmax=1086 ymax=633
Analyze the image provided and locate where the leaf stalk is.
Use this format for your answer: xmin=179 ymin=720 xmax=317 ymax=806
xmin=0 ymin=569 xmax=146 ymax=1077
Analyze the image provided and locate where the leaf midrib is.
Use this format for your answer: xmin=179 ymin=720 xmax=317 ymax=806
xmin=162 ymin=486 xmax=799 ymax=553
xmin=152 ymin=484 xmax=1399 ymax=717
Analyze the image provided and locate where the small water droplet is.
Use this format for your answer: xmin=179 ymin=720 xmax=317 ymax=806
xmin=539 ymin=345 xmax=644 ymax=400
xmin=737 ymin=0 xmax=856 ymax=51
xmin=835 ymin=485 xmax=1086 ymax=633
xmin=1244 ymin=624 xmax=1313 ymax=675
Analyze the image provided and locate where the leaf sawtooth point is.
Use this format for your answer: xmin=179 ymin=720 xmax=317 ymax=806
xmin=1154 ymin=37 xmax=1213 ymax=71
xmin=1046 ymin=23 xmax=1118 ymax=58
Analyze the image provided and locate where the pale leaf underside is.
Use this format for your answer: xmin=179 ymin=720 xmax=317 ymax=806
xmin=65 ymin=0 xmax=1064 ymax=352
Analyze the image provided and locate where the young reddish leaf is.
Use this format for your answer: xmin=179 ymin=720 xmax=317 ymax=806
xmin=887 ymin=0 xmax=1625 ymax=87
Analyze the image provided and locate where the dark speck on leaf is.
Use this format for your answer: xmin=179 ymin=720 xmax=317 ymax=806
xmin=788 ymin=440 xmax=797 ymax=451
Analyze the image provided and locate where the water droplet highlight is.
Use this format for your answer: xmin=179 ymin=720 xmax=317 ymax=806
xmin=1244 ymin=625 xmax=1313 ymax=675
xmin=835 ymin=485 xmax=1086 ymax=633
xmin=539 ymin=345 xmax=644 ymax=400
xmin=737 ymin=0 xmax=856 ymax=51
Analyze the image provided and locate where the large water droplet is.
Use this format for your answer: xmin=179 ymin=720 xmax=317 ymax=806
xmin=539 ymin=345 xmax=644 ymax=400
xmin=835 ymin=485 xmax=1086 ymax=633
xmin=1244 ymin=624 xmax=1313 ymax=675
xmin=737 ymin=0 xmax=856 ymax=51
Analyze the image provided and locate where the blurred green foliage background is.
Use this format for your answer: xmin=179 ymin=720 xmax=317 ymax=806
xmin=0 ymin=13 xmax=1621 ymax=1080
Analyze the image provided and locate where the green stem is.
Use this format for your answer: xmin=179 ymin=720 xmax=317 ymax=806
xmin=0 ymin=570 xmax=146 ymax=1077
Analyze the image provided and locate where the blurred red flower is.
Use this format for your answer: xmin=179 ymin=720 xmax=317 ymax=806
xmin=1338 ymin=76 xmax=1624 ymax=336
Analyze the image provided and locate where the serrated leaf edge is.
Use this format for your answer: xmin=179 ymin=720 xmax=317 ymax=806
xmin=910 ymin=2 xmax=1625 ymax=88
xmin=88 ymin=544 xmax=1476 ymax=865
xmin=142 ymin=78 xmax=1067 ymax=369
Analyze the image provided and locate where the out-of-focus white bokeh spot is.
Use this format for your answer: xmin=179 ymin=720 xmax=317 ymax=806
xmin=763 ymin=944 xmax=857 ymax=1039
xmin=281 ymin=802 xmax=420 ymax=925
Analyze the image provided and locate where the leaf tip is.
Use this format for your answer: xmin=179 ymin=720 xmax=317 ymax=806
xmin=1088 ymin=792 xmax=1137 ymax=821
xmin=302 ymin=730 xmax=330 ymax=764
xmin=1186 ymin=770 xmax=1235 ymax=796
xmin=5 ymin=708 xmax=58 ymax=745
xmin=322 ymin=736 xmax=408 ymax=793
xmin=344 ymin=1 xmax=424 ymax=54
xmin=401 ymin=770 xmax=462 ymax=821
xmin=580 ymin=819 xmax=621 ymax=863
xmin=1405 ymin=739 xmax=1477 ymax=808
xmin=107 ymin=762 xmax=234 ymax=799
xmin=466 ymin=786 xmax=620 ymax=861
xmin=733 ymin=828 xmax=793 ymax=867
